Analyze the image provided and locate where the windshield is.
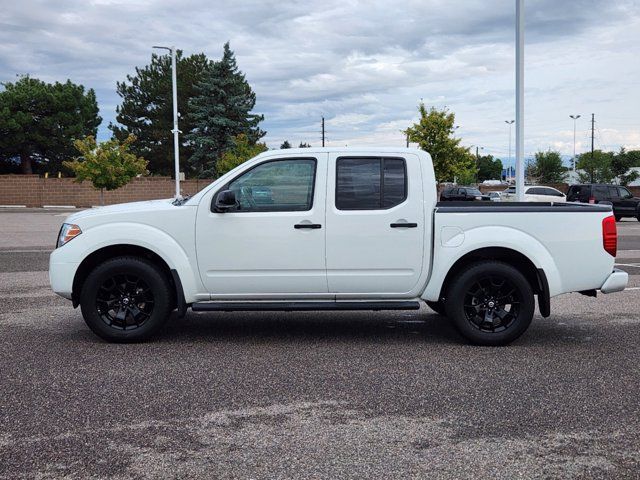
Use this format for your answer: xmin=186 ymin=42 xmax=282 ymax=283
xmin=467 ymin=189 xmax=482 ymax=196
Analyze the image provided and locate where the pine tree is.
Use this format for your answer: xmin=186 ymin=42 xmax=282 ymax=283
xmin=110 ymin=51 xmax=212 ymax=176
xmin=280 ymin=140 xmax=292 ymax=149
xmin=187 ymin=43 xmax=265 ymax=177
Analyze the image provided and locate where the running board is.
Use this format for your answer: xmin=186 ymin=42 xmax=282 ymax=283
xmin=191 ymin=301 xmax=421 ymax=312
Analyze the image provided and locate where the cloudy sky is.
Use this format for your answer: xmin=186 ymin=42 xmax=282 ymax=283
xmin=1 ymin=0 xmax=639 ymax=164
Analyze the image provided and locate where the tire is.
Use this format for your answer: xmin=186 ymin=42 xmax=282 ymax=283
xmin=426 ymin=300 xmax=447 ymax=316
xmin=80 ymin=256 xmax=173 ymax=342
xmin=445 ymin=261 xmax=535 ymax=346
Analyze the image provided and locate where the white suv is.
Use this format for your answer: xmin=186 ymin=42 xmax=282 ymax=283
xmin=503 ymin=186 xmax=566 ymax=203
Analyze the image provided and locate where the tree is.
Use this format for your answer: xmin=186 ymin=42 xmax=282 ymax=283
xmin=0 ymin=76 xmax=101 ymax=174
xmin=187 ymin=43 xmax=265 ymax=177
xmin=405 ymin=104 xmax=475 ymax=182
xmin=63 ymin=135 xmax=147 ymax=205
xmin=216 ymin=134 xmax=268 ymax=176
xmin=529 ymin=151 xmax=567 ymax=184
xmin=280 ymin=140 xmax=292 ymax=149
xmin=110 ymin=51 xmax=213 ymax=176
xmin=577 ymin=150 xmax=614 ymax=184
xmin=298 ymin=142 xmax=311 ymax=148
xmin=611 ymin=148 xmax=640 ymax=186
xmin=477 ymin=155 xmax=503 ymax=182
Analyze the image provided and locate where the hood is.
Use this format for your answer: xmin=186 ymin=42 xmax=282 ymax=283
xmin=65 ymin=198 xmax=176 ymax=224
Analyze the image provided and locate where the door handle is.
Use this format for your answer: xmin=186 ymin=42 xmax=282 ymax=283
xmin=294 ymin=223 xmax=322 ymax=229
xmin=390 ymin=223 xmax=418 ymax=228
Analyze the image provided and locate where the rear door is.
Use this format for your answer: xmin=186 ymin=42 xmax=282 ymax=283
xmin=325 ymin=153 xmax=426 ymax=295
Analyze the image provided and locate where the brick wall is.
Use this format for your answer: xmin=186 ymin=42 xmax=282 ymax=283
xmin=0 ymin=175 xmax=214 ymax=207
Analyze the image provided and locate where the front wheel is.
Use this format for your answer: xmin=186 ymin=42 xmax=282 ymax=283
xmin=445 ymin=261 xmax=535 ymax=346
xmin=80 ymin=256 xmax=173 ymax=342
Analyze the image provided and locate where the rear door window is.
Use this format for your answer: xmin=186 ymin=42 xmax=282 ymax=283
xmin=594 ymin=186 xmax=609 ymax=200
xmin=336 ymin=157 xmax=407 ymax=210
xmin=608 ymin=187 xmax=620 ymax=200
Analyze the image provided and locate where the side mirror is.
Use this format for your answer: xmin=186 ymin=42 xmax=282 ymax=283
xmin=213 ymin=190 xmax=238 ymax=213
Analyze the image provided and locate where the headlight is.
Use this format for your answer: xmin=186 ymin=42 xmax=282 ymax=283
xmin=57 ymin=223 xmax=82 ymax=248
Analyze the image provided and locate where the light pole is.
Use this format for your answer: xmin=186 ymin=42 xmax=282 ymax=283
xmin=153 ymin=45 xmax=181 ymax=199
xmin=515 ymin=0 xmax=525 ymax=201
xmin=505 ymin=120 xmax=515 ymax=181
xmin=569 ymin=115 xmax=581 ymax=173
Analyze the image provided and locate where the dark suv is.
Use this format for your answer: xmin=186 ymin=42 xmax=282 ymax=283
xmin=440 ymin=186 xmax=490 ymax=202
xmin=566 ymin=184 xmax=640 ymax=221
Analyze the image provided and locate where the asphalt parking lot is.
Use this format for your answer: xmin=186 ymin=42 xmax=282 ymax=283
xmin=1 ymin=208 xmax=639 ymax=479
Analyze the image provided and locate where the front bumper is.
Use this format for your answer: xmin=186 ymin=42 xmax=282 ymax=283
xmin=49 ymin=249 xmax=79 ymax=300
xmin=600 ymin=268 xmax=628 ymax=294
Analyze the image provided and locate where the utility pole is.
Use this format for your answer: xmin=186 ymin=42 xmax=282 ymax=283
xmin=569 ymin=115 xmax=581 ymax=173
xmin=153 ymin=45 xmax=181 ymax=199
xmin=590 ymin=113 xmax=595 ymax=183
xmin=321 ymin=117 xmax=325 ymax=147
xmin=406 ymin=132 xmax=409 ymax=148
xmin=515 ymin=0 xmax=525 ymax=201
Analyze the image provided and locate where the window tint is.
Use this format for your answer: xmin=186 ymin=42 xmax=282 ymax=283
xmin=594 ymin=186 xmax=608 ymax=199
xmin=226 ymin=159 xmax=316 ymax=212
xmin=608 ymin=187 xmax=620 ymax=199
xmin=526 ymin=187 xmax=540 ymax=195
xmin=467 ymin=188 xmax=482 ymax=196
xmin=336 ymin=157 xmax=407 ymax=210
xmin=539 ymin=188 xmax=563 ymax=197
xmin=619 ymin=187 xmax=633 ymax=199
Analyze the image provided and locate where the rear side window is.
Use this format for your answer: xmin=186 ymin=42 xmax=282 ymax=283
xmin=594 ymin=186 xmax=608 ymax=200
xmin=539 ymin=188 xmax=564 ymax=197
xmin=336 ymin=157 xmax=407 ymax=210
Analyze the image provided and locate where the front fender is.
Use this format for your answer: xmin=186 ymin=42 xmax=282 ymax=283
xmin=422 ymin=226 xmax=562 ymax=301
xmin=56 ymin=222 xmax=204 ymax=303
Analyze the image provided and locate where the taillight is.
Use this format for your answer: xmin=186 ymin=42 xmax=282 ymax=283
xmin=602 ymin=216 xmax=617 ymax=257
xmin=589 ymin=196 xmax=596 ymax=204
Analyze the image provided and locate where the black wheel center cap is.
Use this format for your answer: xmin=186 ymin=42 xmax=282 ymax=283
xmin=488 ymin=301 xmax=495 ymax=308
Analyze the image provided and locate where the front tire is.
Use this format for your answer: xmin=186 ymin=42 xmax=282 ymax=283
xmin=445 ymin=261 xmax=535 ymax=346
xmin=80 ymin=256 xmax=173 ymax=342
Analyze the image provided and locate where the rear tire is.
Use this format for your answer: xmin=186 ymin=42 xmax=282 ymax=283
xmin=80 ymin=256 xmax=173 ymax=343
xmin=445 ymin=261 xmax=535 ymax=346
xmin=426 ymin=300 xmax=447 ymax=316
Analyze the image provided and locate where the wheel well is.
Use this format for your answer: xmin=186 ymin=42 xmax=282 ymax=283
xmin=438 ymin=247 xmax=543 ymax=301
xmin=72 ymin=244 xmax=175 ymax=308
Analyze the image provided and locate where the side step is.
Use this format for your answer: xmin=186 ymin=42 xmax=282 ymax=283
xmin=191 ymin=301 xmax=421 ymax=312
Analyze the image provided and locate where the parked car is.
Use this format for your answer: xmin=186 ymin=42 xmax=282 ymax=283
xmin=487 ymin=191 xmax=502 ymax=202
xmin=502 ymin=186 xmax=567 ymax=203
xmin=440 ymin=186 xmax=491 ymax=202
xmin=566 ymin=184 xmax=640 ymax=222
xmin=50 ymin=148 xmax=627 ymax=346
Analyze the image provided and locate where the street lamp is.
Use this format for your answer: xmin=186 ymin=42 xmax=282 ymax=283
xmin=569 ymin=114 xmax=581 ymax=173
xmin=515 ymin=0 xmax=525 ymax=201
xmin=152 ymin=45 xmax=181 ymax=199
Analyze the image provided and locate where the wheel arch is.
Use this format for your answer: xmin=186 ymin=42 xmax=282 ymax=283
xmin=72 ymin=244 xmax=184 ymax=314
xmin=431 ymin=247 xmax=551 ymax=318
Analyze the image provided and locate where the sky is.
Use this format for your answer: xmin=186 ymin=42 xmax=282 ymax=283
xmin=1 ymin=0 xmax=639 ymax=165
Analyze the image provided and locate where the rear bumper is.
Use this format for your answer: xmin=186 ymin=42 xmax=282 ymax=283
xmin=600 ymin=268 xmax=628 ymax=294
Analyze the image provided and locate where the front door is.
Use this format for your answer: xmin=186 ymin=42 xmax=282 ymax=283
xmin=325 ymin=153 xmax=426 ymax=296
xmin=196 ymin=155 xmax=328 ymax=298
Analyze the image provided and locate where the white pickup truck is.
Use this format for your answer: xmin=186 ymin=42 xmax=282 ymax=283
xmin=50 ymin=148 xmax=628 ymax=345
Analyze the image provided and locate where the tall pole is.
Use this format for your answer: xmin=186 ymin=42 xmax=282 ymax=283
xmin=505 ymin=120 xmax=515 ymax=180
xmin=570 ymin=115 xmax=581 ymax=172
xmin=153 ymin=45 xmax=181 ymax=199
xmin=590 ymin=113 xmax=595 ymax=183
xmin=515 ymin=0 xmax=525 ymax=201
xmin=321 ymin=117 xmax=325 ymax=147
xmin=170 ymin=47 xmax=180 ymax=199
xmin=406 ymin=132 xmax=409 ymax=148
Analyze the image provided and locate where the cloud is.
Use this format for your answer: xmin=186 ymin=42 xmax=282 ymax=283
xmin=1 ymin=0 xmax=639 ymax=159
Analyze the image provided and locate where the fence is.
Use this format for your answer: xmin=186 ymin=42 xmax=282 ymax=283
xmin=2 ymin=175 xmax=640 ymax=207
xmin=0 ymin=175 xmax=214 ymax=207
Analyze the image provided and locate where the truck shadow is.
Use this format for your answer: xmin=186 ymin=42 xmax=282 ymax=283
xmin=156 ymin=310 xmax=464 ymax=345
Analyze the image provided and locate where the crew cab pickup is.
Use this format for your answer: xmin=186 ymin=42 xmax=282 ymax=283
xmin=50 ymin=148 xmax=628 ymax=345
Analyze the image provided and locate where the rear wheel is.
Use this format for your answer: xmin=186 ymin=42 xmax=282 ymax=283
xmin=80 ymin=256 xmax=173 ymax=342
xmin=445 ymin=261 xmax=535 ymax=346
